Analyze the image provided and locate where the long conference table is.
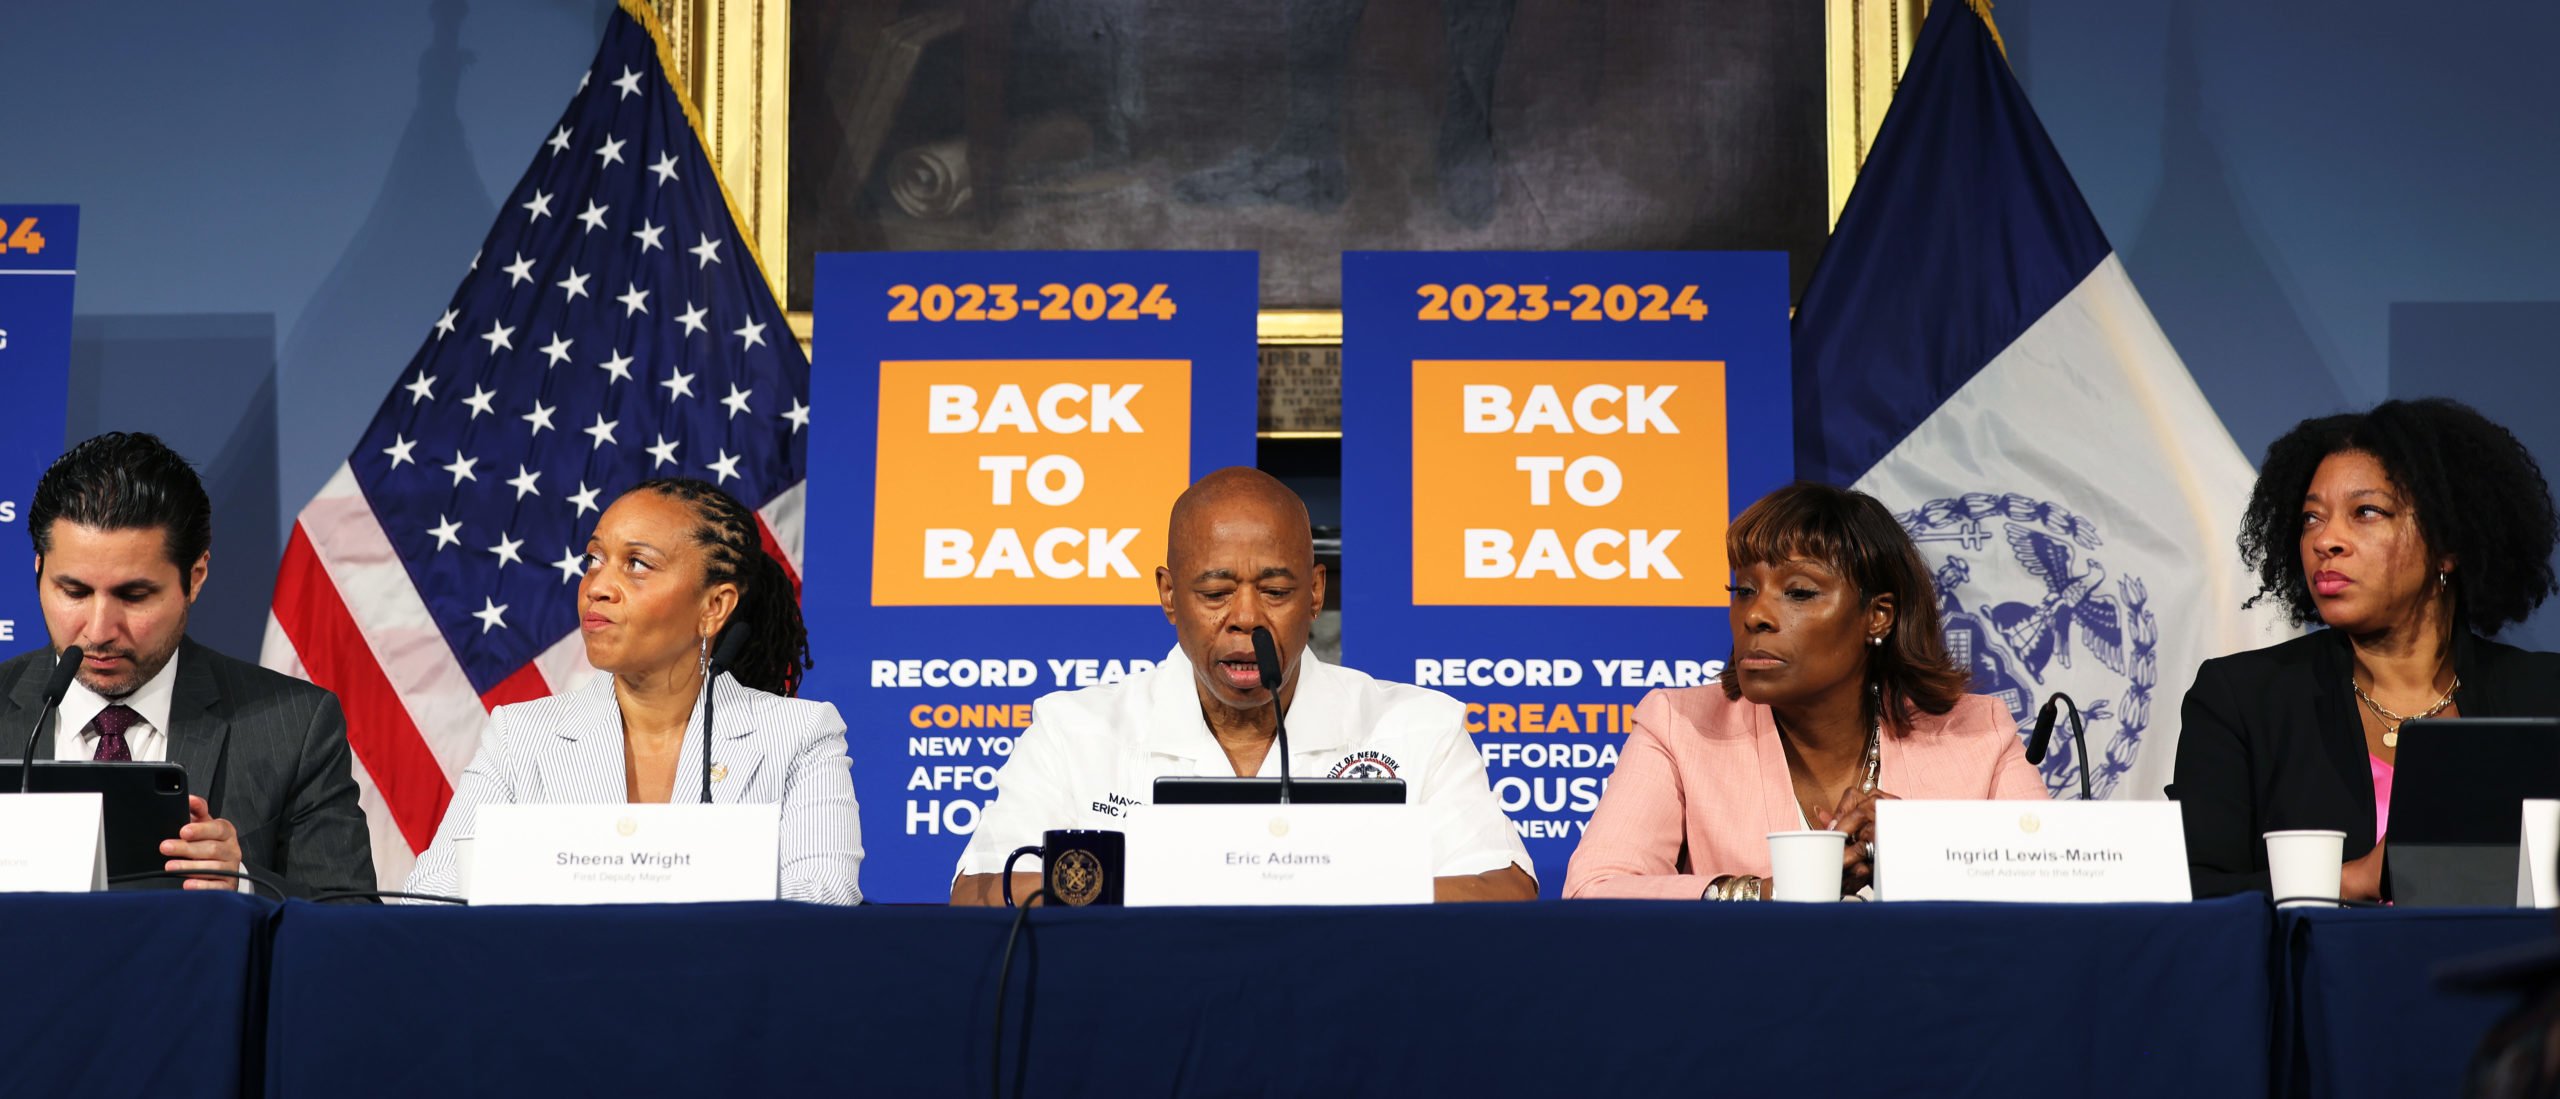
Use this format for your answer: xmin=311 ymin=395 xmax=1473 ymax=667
xmin=8 ymin=892 xmax=2548 ymax=1098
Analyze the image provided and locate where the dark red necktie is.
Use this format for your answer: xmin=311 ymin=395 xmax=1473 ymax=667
xmin=88 ymin=704 xmax=141 ymax=763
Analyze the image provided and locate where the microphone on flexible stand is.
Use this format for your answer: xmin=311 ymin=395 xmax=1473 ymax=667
xmin=17 ymin=646 xmax=84 ymax=794
xmin=2028 ymin=692 xmax=2094 ymax=800
xmin=699 ymin=626 xmax=748 ymax=804
xmin=1249 ymin=627 xmax=1294 ymax=805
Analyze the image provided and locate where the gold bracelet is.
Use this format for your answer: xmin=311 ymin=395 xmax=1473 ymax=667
xmin=1704 ymin=875 xmax=1732 ymax=901
xmin=1742 ymin=875 xmax=1764 ymax=901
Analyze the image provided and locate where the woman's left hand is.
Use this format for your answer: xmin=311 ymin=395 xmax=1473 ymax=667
xmin=1821 ymin=787 xmax=1899 ymax=893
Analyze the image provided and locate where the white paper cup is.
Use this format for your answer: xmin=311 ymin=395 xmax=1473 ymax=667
xmin=2264 ymin=829 xmax=2346 ymax=908
xmin=451 ymin=837 xmax=475 ymax=903
xmin=1767 ymin=830 xmax=1850 ymax=902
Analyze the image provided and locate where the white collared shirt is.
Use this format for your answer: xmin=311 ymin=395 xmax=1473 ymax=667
xmin=956 ymin=646 xmax=1533 ymax=881
xmin=52 ymin=647 xmax=181 ymax=763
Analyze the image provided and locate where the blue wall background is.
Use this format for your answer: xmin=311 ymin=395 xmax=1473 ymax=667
xmin=3 ymin=0 xmax=2555 ymax=655
xmin=2004 ymin=0 xmax=2560 ymax=648
xmin=0 ymin=0 xmax=610 ymax=657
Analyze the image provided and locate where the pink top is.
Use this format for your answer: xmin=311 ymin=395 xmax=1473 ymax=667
xmin=2371 ymin=754 xmax=2394 ymax=840
xmin=1564 ymin=687 xmax=2051 ymax=899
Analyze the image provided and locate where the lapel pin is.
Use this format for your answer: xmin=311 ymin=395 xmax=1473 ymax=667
xmin=710 ymin=762 xmax=730 ymax=783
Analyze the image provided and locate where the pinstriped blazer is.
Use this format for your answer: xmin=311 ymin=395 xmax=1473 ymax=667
xmin=0 ymin=638 xmax=374 ymax=898
xmin=403 ymin=672 xmax=863 ymax=904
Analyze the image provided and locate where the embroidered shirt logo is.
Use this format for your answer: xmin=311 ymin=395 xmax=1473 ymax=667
xmin=1328 ymin=750 xmax=1402 ymax=780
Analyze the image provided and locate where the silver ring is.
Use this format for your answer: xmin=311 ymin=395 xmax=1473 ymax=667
xmin=1862 ymin=841 xmax=1877 ymax=860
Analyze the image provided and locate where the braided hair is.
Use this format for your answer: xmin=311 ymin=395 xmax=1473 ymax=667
xmin=632 ymin=477 xmax=812 ymax=696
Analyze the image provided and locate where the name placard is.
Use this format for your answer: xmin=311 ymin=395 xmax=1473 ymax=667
xmin=1124 ymin=805 xmax=1432 ymax=906
xmin=471 ymin=803 xmax=781 ymax=905
xmin=2520 ymin=800 xmax=2559 ymax=908
xmin=1876 ymin=800 xmax=2191 ymax=903
xmin=0 ymin=793 xmax=106 ymax=893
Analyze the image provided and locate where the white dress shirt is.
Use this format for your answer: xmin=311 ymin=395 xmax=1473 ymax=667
xmin=53 ymin=648 xmax=180 ymax=762
xmin=957 ymin=646 xmax=1534 ymax=881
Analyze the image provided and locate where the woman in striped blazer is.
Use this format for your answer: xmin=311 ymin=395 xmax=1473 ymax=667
xmin=404 ymin=478 xmax=863 ymax=904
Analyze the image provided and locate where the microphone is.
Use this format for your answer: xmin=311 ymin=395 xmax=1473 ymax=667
xmin=17 ymin=646 xmax=84 ymax=794
xmin=699 ymin=625 xmax=749 ymax=804
xmin=1249 ymin=626 xmax=1294 ymax=805
xmin=2028 ymin=692 xmax=2094 ymax=800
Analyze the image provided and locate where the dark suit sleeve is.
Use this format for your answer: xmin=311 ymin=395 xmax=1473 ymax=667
xmin=2173 ymin=659 xmax=2270 ymax=897
xmin=276 ymin=693 xmax=378 ymax=898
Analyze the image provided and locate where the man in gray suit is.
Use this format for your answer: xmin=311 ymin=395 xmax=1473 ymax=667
xmin=0 ymin=433 xmax=372 ymax=896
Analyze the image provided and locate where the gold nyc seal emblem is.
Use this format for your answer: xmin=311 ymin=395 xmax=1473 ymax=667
xmin=1052 ymin=848 xmax=1107 ymax=906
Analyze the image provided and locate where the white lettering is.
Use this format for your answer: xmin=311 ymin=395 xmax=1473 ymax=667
xmin=978 ymin=455 xmax=1028 ymax=505
xmin=923 ymin=530 xmax=974 ymax=578
xmin=1457 ymin=384 xmax=1681 ymax=434
xmin=1564 ymin=456 xmax=1622 ymax=507
xmin=927 ymin=385 xmax=979 ymax=432
xmin=1515 ymin=456 xmax=1565 ymax=505
xmin=980 ymin=385 xmax=1036 ymax=432
xmin=1088 ymin=384 xmax=1142 ymax=433
xmin=1625 ymin=385 xmax=1678 ymax=434
xmin=1462 ymin=385 xmax=1514 ymax=433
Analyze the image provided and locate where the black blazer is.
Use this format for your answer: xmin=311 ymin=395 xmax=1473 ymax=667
xmin=0 ymin=638 xmax=376 ymax=898
xmin=2171 ymin=628 xmax=2560 ymax=897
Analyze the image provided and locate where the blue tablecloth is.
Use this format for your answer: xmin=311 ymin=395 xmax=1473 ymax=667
xmin=2279 ymin=907 xmax=2554 ymax=1099
xmin=0 ymin=891 xmax=270 ymax=1098
xmin=264 ymin=897 xmax=2270 ymax=1098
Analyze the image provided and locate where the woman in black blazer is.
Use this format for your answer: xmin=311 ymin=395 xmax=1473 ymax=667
xmin=2175 ymin=398 xmax=2560 ymax=899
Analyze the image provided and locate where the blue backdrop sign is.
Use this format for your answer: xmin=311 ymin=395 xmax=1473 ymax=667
xmin=1341 ymin=251 xmax=1792 ymax=896
xmin=800 ymin=252 xmax=1259 ymax=902
xmin=0 ymin=206 xmax=77 ymax=652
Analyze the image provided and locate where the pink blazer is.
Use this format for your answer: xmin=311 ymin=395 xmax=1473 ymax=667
xmin=1564 ymin=686 xmax=2048 ymax=899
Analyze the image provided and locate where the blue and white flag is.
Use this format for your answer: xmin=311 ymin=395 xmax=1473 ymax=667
xmin=1794 ymin=0 xmax=2289 ymax=799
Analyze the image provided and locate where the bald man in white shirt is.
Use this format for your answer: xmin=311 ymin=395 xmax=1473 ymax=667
xmin=952 ymin=467 xmax=1535 ymax=905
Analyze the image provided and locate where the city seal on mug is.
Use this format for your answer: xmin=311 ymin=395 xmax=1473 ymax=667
xmin=1051 ymin=847 xmax=1107 ymax=906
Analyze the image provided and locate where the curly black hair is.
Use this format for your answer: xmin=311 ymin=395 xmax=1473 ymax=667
xmin=2238 ymin=398 xmax=2558 ymax=634
xmin=632 ymin=477 xmax=812 ymax=696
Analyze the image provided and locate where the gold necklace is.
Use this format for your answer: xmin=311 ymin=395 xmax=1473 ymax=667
xmin=1789 ymin=719 xmax=1882 ymax=823
xmin=2353 ymin=674 xmax=2459 ymax=749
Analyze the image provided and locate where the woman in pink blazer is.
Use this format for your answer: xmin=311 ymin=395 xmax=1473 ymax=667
xmin=1565 ymin=483 xmax=2048 ymax=900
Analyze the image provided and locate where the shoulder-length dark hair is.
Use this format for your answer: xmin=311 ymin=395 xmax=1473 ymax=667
xmin=2239 ymin=398 xmax=2558 ymax=635
xmin=1717 ymin=482 xmax=1972 ymax=732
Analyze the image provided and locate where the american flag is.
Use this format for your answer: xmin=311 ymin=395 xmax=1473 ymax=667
xmin=261 ymin=6 xmax=810 ymax=887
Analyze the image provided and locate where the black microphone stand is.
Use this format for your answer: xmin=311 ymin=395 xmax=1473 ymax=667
xmin=17 ymin=646 xmax=84 ymax=794
xmin=2028 ymin=692 xmax=2095 ymax=800
xmin=1250 ymin=627 xmax=1294 ymax=804
xmin=699 ymin=627 xmax=746 ymax=804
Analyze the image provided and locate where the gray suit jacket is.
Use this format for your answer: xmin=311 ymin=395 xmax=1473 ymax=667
xmin=1 ymin=638 xmax=376 ymax=897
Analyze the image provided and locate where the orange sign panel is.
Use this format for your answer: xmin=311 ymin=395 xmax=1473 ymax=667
xmin=873 ymin=359 xmax=1191 ymax=605
xmin=1411 ymin=360 xmax=1729 ymax=606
